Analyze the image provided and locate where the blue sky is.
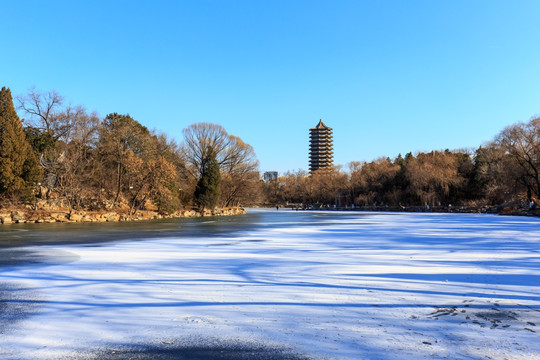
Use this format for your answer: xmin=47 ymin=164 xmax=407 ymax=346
xmin=2 ymin=1 xmax=540 ymax=174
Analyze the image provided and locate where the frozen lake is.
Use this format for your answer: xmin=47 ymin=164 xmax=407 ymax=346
xmin=1 ymin=209 xmax=539 ymax=359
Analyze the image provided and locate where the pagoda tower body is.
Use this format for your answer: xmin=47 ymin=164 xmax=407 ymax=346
xmin=309 ymin=119 xmax=333 ymax=172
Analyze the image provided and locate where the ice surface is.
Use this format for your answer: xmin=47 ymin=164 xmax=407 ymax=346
xmin=1 ymin=210 xmax=539 ymax=359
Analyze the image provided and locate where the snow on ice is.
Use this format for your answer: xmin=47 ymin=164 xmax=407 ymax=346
xmin=0 ymin=210 xmax=539 ymax=359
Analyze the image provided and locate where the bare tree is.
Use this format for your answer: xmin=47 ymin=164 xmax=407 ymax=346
xmin=98 ymin=113 xmax=152 ymax=205
xmin=49 ymin=111 xmax=100 ymax=209
xmin=182 ymin=123 xmax=261 ymax=207
xmin=349 ymin=158 xmax=400 ymax=205
xmin=405 ymin=151 xmax=464 ymax=206
xmin=496 ymin=117 xmax=540 ymax=199
xmin=16 ymin=88 xmax=85 ymax=142
xmin=474 ymin=144 xmax=518 ymax=203
xmin=182 ymin=122 xmax=231 ymax=178
xmin=310 ymin=166 xmax=348 ymax=205
xmin=220 ymin=136 xmax=260 ymax=206
xmin=124 ymin=154 xmax=178 ymax=215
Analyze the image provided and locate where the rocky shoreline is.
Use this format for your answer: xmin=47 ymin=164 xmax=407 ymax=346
xmin=281 ymin=203 xmax=540 ymax=217
xmin=0 ymin=207 xmax=247 ymax=225
xmin=348 ymin=204 xmax=540 ymax=217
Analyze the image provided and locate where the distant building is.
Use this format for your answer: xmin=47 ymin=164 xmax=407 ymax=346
xmin=309 ymin=119 xmax=333 ymax=172
xmin=263 ymin=171 xmax=278 ymax=182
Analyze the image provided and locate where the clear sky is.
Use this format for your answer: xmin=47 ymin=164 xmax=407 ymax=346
xmin=2 ymin=1 xmax=540 ymax=174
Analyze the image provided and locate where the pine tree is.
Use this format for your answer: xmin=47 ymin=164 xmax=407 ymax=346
xmin=22 ymin=146 xmax=43 ymax=190
xmin=194 ymin=149 xmax=221 ymax=210
xmin=0 ymin=87 xmax=30 ymax=195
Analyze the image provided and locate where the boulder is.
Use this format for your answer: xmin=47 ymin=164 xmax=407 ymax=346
xmin=69 ymin=213 xmax=83 ymax=222
xmin=50 ymin=212 xmax=68 ymax=221
xmin=27 ymin=216 xmax=40 ymax=223
xmin=182 ymin=210 xmax=199 ymax=217
xmin=202 ymin=209 xmax=213 ymax=217
xmin=11 ymin=211 xmax=25 ymax=222
xmin=104 ymin=212 xmax=120 ymax=222
xmin=35 ymin=200 xmax=48 ymax=210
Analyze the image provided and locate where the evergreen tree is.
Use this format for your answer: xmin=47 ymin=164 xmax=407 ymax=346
xmin=24 ymin=126 xmax=56 ymax=154
xmin=0 ymin=87 xmax=33 ymax=195
xmin=22 ymin=146 xmax=43 ymax=191
xmin=194 ymin=149 xmax=221 ymax=210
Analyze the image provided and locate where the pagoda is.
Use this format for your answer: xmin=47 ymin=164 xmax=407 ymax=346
xmin=309 ymin=119 xmax=333 ymax=172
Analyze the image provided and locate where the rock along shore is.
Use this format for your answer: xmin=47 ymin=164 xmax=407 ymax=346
xmin=0 ymin=207 xmax=247 ymax=225
xmin=279 ymin=203 xmax=540 ymax=217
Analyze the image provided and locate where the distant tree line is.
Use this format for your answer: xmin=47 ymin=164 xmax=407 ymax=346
xmin=0 ymin=87 xmax=260 ymax=213
xmin=3 ymin=85 xmax=539 ymax=213
xmin=263 ymin=116 xmax=540 ymax=209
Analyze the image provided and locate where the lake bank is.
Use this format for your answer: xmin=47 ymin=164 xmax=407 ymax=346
xmin=276 ymin=203 xmax=540 ymax=217
xmin=0 ymin=206 xmax=246 ymax=225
